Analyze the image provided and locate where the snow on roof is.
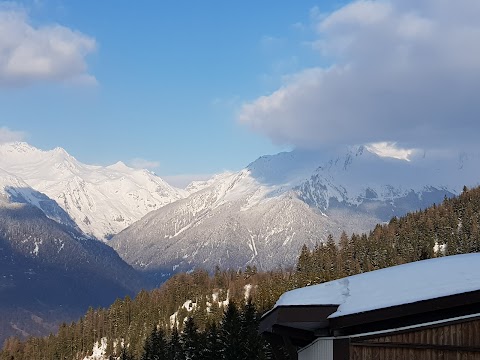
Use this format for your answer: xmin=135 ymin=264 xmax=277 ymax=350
xmin=275 ymin=254 xmax=480 ymax=319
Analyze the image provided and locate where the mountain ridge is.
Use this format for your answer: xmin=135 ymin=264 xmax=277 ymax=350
xmin=0 ymin=142 xmax=186 ymax=240
xmin=110 ymin=146 xmax=473 ymax=282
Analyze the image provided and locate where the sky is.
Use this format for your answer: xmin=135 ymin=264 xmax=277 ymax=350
xmin=1 ymin=0 xmax=480 ymax=187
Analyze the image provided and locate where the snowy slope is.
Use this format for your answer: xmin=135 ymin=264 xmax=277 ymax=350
xmin=274 ymin=253 xmax=480 ymax=318
xmin=0 ymin=142 xmax=185 ymax=240
xmin=0 ymin=167 xmax=79 ymax=230
xmin=111 ymin=175 xmax=353 ymax=279
xmin=292 ymin=146 xmax=470 ymax=219
xmin=111 ymin=146 xmax=477 ymax=281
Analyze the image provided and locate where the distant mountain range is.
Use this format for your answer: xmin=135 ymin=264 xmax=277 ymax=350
xmin=110 ymin=146 xmax=479 ymax=283
xmin=0 ymin=142 xmax=185 ymax=240
xmin=1 ymin=141 xmax=479 ymax=285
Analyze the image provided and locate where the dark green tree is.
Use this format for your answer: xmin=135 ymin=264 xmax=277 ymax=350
xmin=219 ymin=301 xmax=243 ymax=360
xmin=202 ymin=321 xmax=221 ymax=360
xmin=296 ymin=244 xmax=315 ymax=286
xmin=181 ymin=317 xmax=200 ymax=360
xmin=167 ymin=326 xmax=184 ymax=360
xmin=142 ymin=326 xmax=167 ymax=360
xmin=120 ymin=347 xmax=135 ymax=360
xmin=240 ymin=298 xmax=262 ymax=360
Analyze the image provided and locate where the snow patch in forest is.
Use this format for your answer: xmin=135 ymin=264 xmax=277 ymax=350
xmin=83 ymin=337 xmax=107 ymax=360
xmin=170 ymin=300 xmax=198 ymax=328
xmin=212 ymin=290 xmax=229 ymax=307
xmin=183 ymin=299 xmax=196 ymax=312
xmin=433 ymin=241 xmax=447 ymax=254
xmin=244 ymin=284 xmax=253 ymax=300
xmin=219 ymin=290 xmax=229 ymax=308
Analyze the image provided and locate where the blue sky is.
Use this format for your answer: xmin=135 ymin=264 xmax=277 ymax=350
xmin=0 ymin=0 xmax=337 ymax=183
xmin=1 ymin=0 xmax=480 ymax=186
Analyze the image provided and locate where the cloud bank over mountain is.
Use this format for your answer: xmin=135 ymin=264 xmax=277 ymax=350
xmin=239 ymin=0 xmax=480 ymax=153
xmin=0 ymin=127 xmax=26 ymax=144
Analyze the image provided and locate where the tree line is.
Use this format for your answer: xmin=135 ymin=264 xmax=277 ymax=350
xmin=294 ymin=185 xmax=480 ymax=288
xmin=120 ymin=300 xmax=271 ymax=360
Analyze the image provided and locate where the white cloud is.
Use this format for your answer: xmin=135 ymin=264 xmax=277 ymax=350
xmin=365 ymin=142 xmax=416 ymax=161
xmin=0 ymin=6 xmax=97 ymax=87
xmin=162 ymin=173 xmax=214 ymax=189
xmin=319 ymin=1 xmax=392 ymax=29
xmin=0 ymin=127 xmax=26 ymax=143
xmin=129 ymin=158 xmax=160 ymax=170
xmin=239 ymin=0 xmax=480 ymax=151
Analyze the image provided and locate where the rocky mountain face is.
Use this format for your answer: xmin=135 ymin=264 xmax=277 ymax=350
xmin=110 ymin=147 xmax=474 ymax=283
xmin=0 ymin=142 xmax=185 ymax=240
xmin=0 ymin=195 xmax=147 ymax=344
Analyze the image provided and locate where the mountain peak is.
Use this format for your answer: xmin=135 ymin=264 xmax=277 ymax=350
xmin=0 ymin=141 xmax=185 ymax=240
xmin=0 ymin=141 xmax=39 ymax=154
xmin=107 ymin=161 xmax=131 ymax=171
xmin=52 ymin=146 xmax=70 ymax=157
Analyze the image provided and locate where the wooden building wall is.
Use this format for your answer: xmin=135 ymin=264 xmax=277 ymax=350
xmin=350 ymin=317 xmax=480 ymax=360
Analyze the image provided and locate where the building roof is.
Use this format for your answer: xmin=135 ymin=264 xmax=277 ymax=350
xmin=275 ymin=253 xmax=480 ymax=318
xmin=260 ymin=254 xmax=480 ymax=344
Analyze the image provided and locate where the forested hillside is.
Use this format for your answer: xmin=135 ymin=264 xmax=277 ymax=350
xmin=0 ymin=202 xmax=146 ymax=345
xmin=2 ymin=186 xmax=480 ymax=360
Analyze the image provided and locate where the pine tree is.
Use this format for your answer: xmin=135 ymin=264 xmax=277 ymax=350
xmin=167 ymin=326 xmax=184 ymax=360
xmin=203 ymin=322 xmax=221 ymax=360
xmin=295 ymin=244 xmax=312 ymax=286
xmin=219 ymin=301 xmax=243 ymax=360
xmin=325 ymin=234 xmax=338 ymax=280
xmin=240 ymin=298 xmax=262 ymax=360
xmin=120 ymin=347 xmax=135 ymax=360
xmin=181 ymin=317 xmax=200 ymax=360
xmin=142 ymin=326 xmax=167 ymax=360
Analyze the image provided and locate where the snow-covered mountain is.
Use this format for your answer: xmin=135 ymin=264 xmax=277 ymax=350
xmin=0 ymin=167 xmax=79 ymax=230
xmin=0 ymin=142 xmax=185 ymax=240
xmin=0 ymin=144 xmax=153 ymax=342
xmin=110 ymin=146 xmax=476 ymax=282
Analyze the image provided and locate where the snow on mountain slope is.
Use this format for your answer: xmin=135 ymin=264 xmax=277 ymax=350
xmin=0 ymin=142 xmax=185 ymax=240
xmin=111 ymin=171 xmax=348 ymax=281
xmin=111 ymin=147 xmax=477 ymax=282
xmin=292 ymin=146 xmax=469 ymax=219
xmin=0 ymin=167 xmax=79 ymax=230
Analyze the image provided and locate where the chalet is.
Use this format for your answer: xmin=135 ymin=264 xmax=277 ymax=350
xmin=259 ymin=253 xmax=480 ymax=360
